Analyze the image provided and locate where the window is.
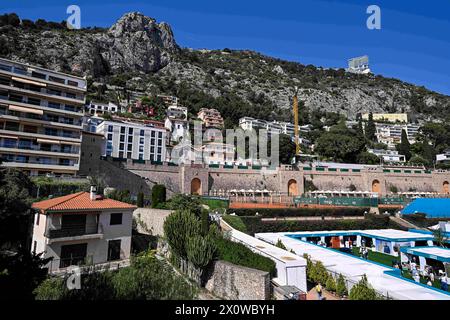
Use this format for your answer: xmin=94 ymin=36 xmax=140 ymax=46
xmin=120 ymin=135 xmax=125 ymax=142
xmin=108 ymin=125 xmax=113 ymax=133
xmin=140 ymin=137 xmax=144 ymax=144
xmin=157 ymin=147 xmax=162 ymax=154
xmin=150 ymin=146 xmax=155 ymax=153
xmin=127 ymin=152 xmax=132 ymax=158
xmin=158 ymin=140 xmax=162 ymax=146
xmin=118 ymin=151 xmax=124 ymax=158
xmin=157 ymin=155 xmax=162 ymax=162
xmin=139 ymin=153 xmax=143 ymax=160
xmin=107 ymin=134 xmax=112 ymax=141
xmin=36 ymin=213 xmax=40 ymax=226
xmin=107 ymin=240 xmax=121 ymax=261
xmin=127 ymin=144 xmax=132 ymax=151
xmin=140 ymin=129 xmax=145 ymax=136
xmin=33 ymin=241 xmax=37 ymax=254
xmin=120 ymin=127 xmax=125 ymax=134
xmin=119 ymin=143 xmax=124 ymax=150
xmin=49 ymin=76 xmax=65 ymax=84
xmin=67 ymin=80 xmax=78 ymax=87
xmin=150 ymin=138 xmax=155 ymax=145
xmin=158 ymin=132 xmax=162 ymax=139
xmin=151 ymin=131 xmax=155 ymax=138
xmin=110 ymin=213 xmax=123 ymax=225
xmin=128 ymin=128 xmax=133 ymax=134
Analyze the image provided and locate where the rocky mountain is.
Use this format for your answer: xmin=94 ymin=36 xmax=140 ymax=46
xmin=1 ymin=12 xmax=449 ymax=122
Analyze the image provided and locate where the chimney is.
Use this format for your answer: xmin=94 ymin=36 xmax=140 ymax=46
xmin=90 ymin=185 xmax=97 ymax=201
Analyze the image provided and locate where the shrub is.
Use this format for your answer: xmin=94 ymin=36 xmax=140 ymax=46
xmin=151 ymin=185 xmax=166 ymax=208
xmin=222 ymin=214 xmax=247 ymax=232
xmin=240 ymin=214 xmax=391 ymax=235
xmin=275 ymin=239 xmax=287 ymax=250
xmin=165 ymin=194 xmax=202 ymax=216
xmin=325 ymin=275 xmax=336 ymax=292
xmin=33 ymin=277 xmax=66 ymax=300
xmin=336 ymin=274 xmax=348 ymax=297
xmin=349 ymin=274 xmax=380 ymax=300
xmin=310 ymin=261 xmax=329 ymax=285
xmin=228 ymin=208 xmax=366 ymax=218
xmin=186 ymin=235 xmax=216 ymax=269
xmin=215 ymin=237 xmax=276 ymax=277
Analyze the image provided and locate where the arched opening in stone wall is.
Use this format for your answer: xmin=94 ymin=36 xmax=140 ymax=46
xmin=443 ymin=181 xmax=449 ymax=194
xmin=288 ymin=179 xmax=298 ymax=196
xmin=372 ymin=179 xmax=381 ymax=193
xmin=191 ymin=178 xmax=202 ymax=195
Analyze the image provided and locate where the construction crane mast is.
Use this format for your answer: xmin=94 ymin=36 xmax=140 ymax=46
xmin=293 ymin=87 xmax=300 ymax=156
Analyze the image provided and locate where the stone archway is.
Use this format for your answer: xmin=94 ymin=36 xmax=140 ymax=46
xmin=443 ymin=181 xmax=449 ymax=194
xmin=372 ymin=179 xmax=381 ymax=194
xmin=288 ymin=179 xmax=298 ymax=196
xmin=191 ymin=178 xmax=202 ymax=195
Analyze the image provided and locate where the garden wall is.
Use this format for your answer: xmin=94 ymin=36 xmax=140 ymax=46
xmin=133 ymin=208 xmax=173 ymax=236
xmin=205 ymin=260 xmax=270 ymax=300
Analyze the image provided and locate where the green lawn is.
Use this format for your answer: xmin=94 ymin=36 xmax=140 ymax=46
xmin=201 ymin=199 xmax=229 ymax=210
xmin=349 ymin=247 xmax=399 ymax=267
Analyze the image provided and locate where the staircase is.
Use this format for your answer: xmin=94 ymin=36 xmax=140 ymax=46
xmin=389 ymin=216 xmax=423 ymax=230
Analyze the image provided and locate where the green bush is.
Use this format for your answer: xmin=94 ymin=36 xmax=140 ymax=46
xmin=32 ymin=177 xmax=90 ymax=198
xmin=336 ymin=274 xmax=348 ymax=297
xmin=310 ymin=261 xmax=329 ymax=285
xmin=215 ymin=237 xmax=276 ymax=277
xmin=275 ymin=239 xmax=287 ymax=250
xmin=222 ymin=214 xmax=247 ymax=232
xmin=34 ymin=250 xmax=197 ymax=300
xmin=164 ymin=194 xmax=202 ymax=216
xmin=151 ymin=185 xmax=166 ymax=208
xmin=349 ymin=274 xmax=380 ymax=300
xmin=228 ymin=208 xmax=366 ymax=218
xmin=240 ymin=214 xmax=392 ymax=235
xmin=325 ymin=275 xmax=336 ymax=292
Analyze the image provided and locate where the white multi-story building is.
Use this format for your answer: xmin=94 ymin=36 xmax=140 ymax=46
xmin=0 ymin=58 xmax=86 ymax=176
xmin=367 ymin=149 xmax=406 ymax=163
xmin=375 ymin=123 xmax=420 ymax=149
xmin=165 ymin=105 xmax=189 ymax=143
xmin=436 ymin=150 xmax=450 ymax=165
xmin=96 ymin=120 xmax=167 ymax=163
xmin=87 ymin=101 xmax=119 ymax=116
xmin=347 ymin=55 xmax=371 ymax=74
xmin=31 ymin=188 xmax=136 ymax=274
xmin=239 ymin=117 xmax=311 ymax=136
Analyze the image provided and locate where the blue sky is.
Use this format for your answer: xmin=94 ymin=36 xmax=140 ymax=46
xmin=2 ymin=0 xmax=449 ymax=95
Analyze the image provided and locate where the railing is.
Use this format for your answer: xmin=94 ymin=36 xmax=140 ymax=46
xmin=45 ymin=223 xmax=102 ymax=239
xmin=0 ymin=95 xmax=83 ymax=114
xmin=47 ymin=255 xmax=94 ymax=273
xmin=0 ymin=143 xmax=79 ymax=155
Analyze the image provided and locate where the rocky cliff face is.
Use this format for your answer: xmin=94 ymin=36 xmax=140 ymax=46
xmin=0 ymin=12 xmax=178 ymax=77
xmin=0 ymin=12 xmax=449 ymax=120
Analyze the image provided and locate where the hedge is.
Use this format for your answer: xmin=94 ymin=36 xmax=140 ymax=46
xmin=227 ymin=208 xmax=367 ymax=218
xmin=215 ymin=237 xmax=276 ymax=277
xmin=240 ymin=214 xmax=397 ymax=235
xmin=222 ymin=214 xmax=247 ymax=232
xmin=151 ymin=185 xmax=166 ymax=208
xmin=32 ymin=178 xmax=90 ymax=198
xmin=402 ymin=213 xmax=450 ymax=228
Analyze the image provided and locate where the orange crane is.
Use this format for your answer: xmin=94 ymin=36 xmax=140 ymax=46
xmin=293 ymin=87 xmax=300 ymax=157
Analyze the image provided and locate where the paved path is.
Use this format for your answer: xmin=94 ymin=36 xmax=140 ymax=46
xmin=307 ymin=288 xmax=340 ymax=300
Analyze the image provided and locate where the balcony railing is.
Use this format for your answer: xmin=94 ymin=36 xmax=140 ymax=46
xmin=45 ymin=223 xmax=102 ymax=239
xmin=0 ymin=143 xmax=79 ymax=155
xmin=0 ymin=94 xmax=83 ymax=114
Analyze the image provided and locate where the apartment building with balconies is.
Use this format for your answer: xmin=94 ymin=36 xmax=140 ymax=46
xmin=96 ymin=120 xmax=168 ymax=163
xmin=0 ymin=58 xmax=86 ymax=176
xmin=31 ymin=188 xmax=136 ymax=273
xmin=197 ymin=108 xmax=224 ymax=128
xmin=375 ymin=123 xmax=420 ymax=149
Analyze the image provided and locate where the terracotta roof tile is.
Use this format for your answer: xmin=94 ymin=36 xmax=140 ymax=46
xmin=32 ymin=192 xmax=137 ymax=213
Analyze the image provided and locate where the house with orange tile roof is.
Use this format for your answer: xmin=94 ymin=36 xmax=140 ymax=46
xmin=31 ymin=187 xmax=137 ymax=273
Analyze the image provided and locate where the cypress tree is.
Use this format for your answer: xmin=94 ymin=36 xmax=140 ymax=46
xmin=397 ymin=129 xmax=411 ymax=161
xmin=365 ymin=112 xmax=376 ymax=141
